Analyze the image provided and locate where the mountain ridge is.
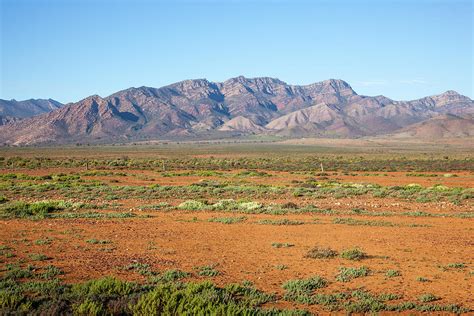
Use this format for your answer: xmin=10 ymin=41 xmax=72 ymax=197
xmin=0 ymin=76 xmax=472 ymax=145
xmin=0 ymin=98 xmax=63 ymax=125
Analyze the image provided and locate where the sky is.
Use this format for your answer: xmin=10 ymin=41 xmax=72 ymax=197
xmin=0 ymin=0 xmax=472 ymax=103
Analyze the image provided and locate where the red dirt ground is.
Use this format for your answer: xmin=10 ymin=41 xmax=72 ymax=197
xmin=1 ymin=166 xmax=473 ymax=314
xmin=1 ymin=210 xmax=473 ymax=313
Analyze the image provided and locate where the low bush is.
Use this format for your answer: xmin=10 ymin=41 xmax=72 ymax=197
xmin=208 ymin=216 xmax=246 ymax=224
xmin=124 ymin=263 xmax=154 ymax=276
xmin=86 ymin=239 xmax=112 ymax=244
xmin=445 ymin=262 xmax=466 ymax=269
xmin=150 ymin=270 xmax=190 ymax=283
xmin=385 ymin=269 xmax=401 ymax=278
xmin=257 ymin=219 xmax=305 ymax=226
xmin=0 ymin=201 xmax=64 ymax=219
xmin=282 ymin=276 xmax=328 ymax=303
xmin=177 ymin=200 xmax=208 ymax=211
xmin=28 ymin=253 xmax=50 ymax=261
xmin=419 ymin=293 xmax=440 ymax=303
xmin=333 ymin=217 xmax=396 ymax=227
xmin=132 ymin=281 xmax=271 ymax=315
xmin=340 ymin=248 xmax=367 ymax=261
xmin=40 ymin=265 xmax=64 ymax=279
xmin=73 ymin=299 xmax=104 ymax=315
xmin=0 ymin=200 xmax=91 ymax=219
xmin=71 ymin=277 xmax=137 ymax=298
xmin=196 ymin=265 xmax=219 ymax=277
xmin=336 ymin=266 xmax=370 ymax=282
xmin=304 ymin=246 xmax=338 ymax=259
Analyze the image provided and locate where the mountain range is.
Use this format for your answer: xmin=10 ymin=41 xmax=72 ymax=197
xmin=0 ymin=76 xmax=472 ymax=145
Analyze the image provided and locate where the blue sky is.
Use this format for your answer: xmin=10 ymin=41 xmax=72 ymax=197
xmin=1 ymin=0 xmax=472 ymax=103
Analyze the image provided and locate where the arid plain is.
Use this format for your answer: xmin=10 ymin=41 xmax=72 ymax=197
xmin=1 ymin=139 xmax=473 ymax=314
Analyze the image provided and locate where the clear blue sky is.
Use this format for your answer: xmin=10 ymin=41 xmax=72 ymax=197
xmin=1 ymin=0 xmax=472 ymax=103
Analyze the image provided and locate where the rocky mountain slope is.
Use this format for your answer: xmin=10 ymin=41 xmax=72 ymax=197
xmin=0 ymin=98 xmax=63 ymax=125
xmin=0 ymin=77 xmax=472 ymax=145
xmin=389 ymin=114 xmax=474 ymax=138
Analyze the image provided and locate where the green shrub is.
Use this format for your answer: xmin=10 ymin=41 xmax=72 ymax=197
xmin=225 ymin=281 xmax=275 ymax=306
xmin=208 ymin=216 xmax=246 ymax=224
xmin=419 ymin=293 xmax=440 ymax=303
xmin=177 ymin=200 xmax=208 ymax=211
xmin=196 ymin=265 xmax=219 ymax=277
xmin=443 ymin=173 xmax=457 ymax=178
xmin=236 ymin=171 xmax=271 ymax=178
xmin=378 ymin=293 xmax=402 ymax=301
xmin=0 ymin=201 xmax=64 ymax=219
xmin=385 ymin=269 xmax=401 ymax=278
xmin=138 ymin=202 xmax=170 ymax=211
xmin=132 ymin=281 xmax=258 ymax=315
xmin=73 ymin=299 xmax=104 ymax=316
xmin=0 ymin=291 xmax=31 ymax=312
xmin=282 ymin=202 xmax=298 ymax=209
xmin=19 ymin=279 xmax=64 ymax=296
xmin=35 ymin=238 xmax=53 ymax=245
xmin=333 ymin=217 xmax=396 ymax=227
xmin=257 ymin=219 xmax=304 ymax=225
xmin=71 ymin=277 xmax=137 ymax=298
xmin=282 ymin=276 xmax=328 ymax=302
xmin=237 ymin=201 xmax=263 ymax=212
xmin=150 ymin=270 xmax=190 ymax=283
xmin=3 ymin=265 xmax=34 ymax=280
xmin=86 ymin=239 xmax=111 ymax=244
xmin=210 ymin=199 xmax=239 ymax=210
xmin=340 ymin=248 xmax=367 ymax=261
xmin=125 ymin=263 xmax=154 ymax=276
xmin=336 ymin=266 xmax=370 ymax=282
xmin=0 ymin=200 xmax=89 ymax=219
xmin=29 ymin=253 xmax=50 ymax=261
xmin=41 ymin=265 xmax=64 ymax=279
xmin=445 ymin=262 xmax=466 ymax=269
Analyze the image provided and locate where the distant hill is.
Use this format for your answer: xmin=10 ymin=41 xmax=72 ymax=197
xmin=0 ymin=98 xmax=63 ymax=126
xmin=389 ymin=114 xmax=474 ymax=139
xmin=0 ymin=77 xmax=472 ymax=145
xmin=219 ymin=116 xmax=267 ymax=133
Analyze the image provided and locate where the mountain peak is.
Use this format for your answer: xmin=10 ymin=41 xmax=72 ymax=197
xmin=301 ymin=79 xmax=356 ymax=97
xmin=304 ymin=79 xmax=351 ymax=88
xmin=440 ymin=90 xmax=462 ymax=96
xmin=82 ymin=94 xmax=103 ymax=102
xmin=322 ymin=78 xmax=352 ymax=88
xmin=429 ymin=90 xmax=472 ymax=104
xmin=167 ymin=78 xmax=213 ymax=92
xmin=224 ymin=75 xmax=250 ymax=83
xmin=225 ymin=76 xmax=286 ymax=85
